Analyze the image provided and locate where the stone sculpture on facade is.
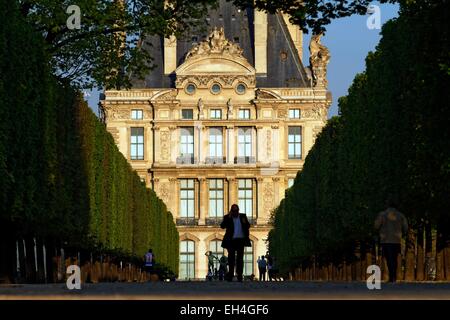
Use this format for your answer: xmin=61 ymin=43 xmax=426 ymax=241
xmin=185 ymin=27 xmax=244 ymax=60
xmin=308 ymin=33 xmax=331 ymax=88
xmin=198 ymin=98 xmax=204 ymax=119
xmin=227 ymin=98 xmax=234 ymax=118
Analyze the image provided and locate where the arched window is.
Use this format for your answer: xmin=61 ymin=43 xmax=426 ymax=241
xmin=209 ymin=240 xmax=224 ymax=271
xmin=180 ymin=240 xmax=195 ymax=280
xmin=243 ymin=241 xmax=254 ymax=276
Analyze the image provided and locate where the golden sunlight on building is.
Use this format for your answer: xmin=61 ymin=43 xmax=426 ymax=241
xmin=100 ymin=1 xmax=331 ymax=280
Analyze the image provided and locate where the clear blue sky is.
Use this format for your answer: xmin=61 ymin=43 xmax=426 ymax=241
xmin=85 ymin=2 xmax=399 ymax=118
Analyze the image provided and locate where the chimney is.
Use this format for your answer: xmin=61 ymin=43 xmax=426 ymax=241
xmin=254 ymin=10 xmax=267 ymax=74
xmin=282 ymin=14 xmax=303 ymax=62
xmin=164 ymin=35 xmax=177 ymax=74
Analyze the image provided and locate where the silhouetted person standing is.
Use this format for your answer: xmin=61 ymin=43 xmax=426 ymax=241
xmin=374 ymin=199 xmax=408 ymax=283
xmin=144 ymin=249 xmax=154 ymax=278
xmin=220 ymin=204 xmax=251 ymax=282
xmin=257 ymin=256 xmax=267 ymax=281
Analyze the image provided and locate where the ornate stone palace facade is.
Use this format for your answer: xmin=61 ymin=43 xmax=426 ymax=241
xmin=100 ymin=2 xmax=331 ymax=280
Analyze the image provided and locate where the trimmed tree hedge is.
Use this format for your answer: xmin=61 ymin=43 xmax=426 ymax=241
xmin=269 ymin=1 xmax=449 ymax=279
xmin=0 ymin=0 xmax=178 ymax=280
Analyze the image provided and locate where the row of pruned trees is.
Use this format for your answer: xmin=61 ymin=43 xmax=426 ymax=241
xmin=0 ymin=0 xmax=178 ymax=282
xmin=269 ymin=0 xmax=450 ymax=281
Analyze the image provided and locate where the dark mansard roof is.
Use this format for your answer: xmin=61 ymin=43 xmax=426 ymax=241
xmin=130 ymin=0 xmax=310 ymax=89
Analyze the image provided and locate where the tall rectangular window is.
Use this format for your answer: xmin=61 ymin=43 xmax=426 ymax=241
xmin=130 ymin=127 xmax=144 ymax=160
xmin=180 ymin=127 xmax=194 ymax=158
xmin=210 ymin=109 xmax=222 ymax=119
xmin=289 ymin=109 xmax=300 ymax=119
xmin=238 ymin=127 xmax=252 ymax=157
xmin=243 ymin=242 xmax=254 ymax=276
xmin=238 ymin=179 xmax=253 ymax=218
xmin=209 ymin=127 xmax=223 ymax=157
xmin=131 ymin=109 xmax=143 ymax=120
xmin=209 ymin=179 xmax=224 ymax=218
xmin=288 ymin=126 xmax=302 ymax=159
xmin=239 ymin=109 xmax=250 ymax=119
xmin=180 ymin=240 xmax=195 ymax=279
xmin=180 ymin=179 xmax=195 ymax=218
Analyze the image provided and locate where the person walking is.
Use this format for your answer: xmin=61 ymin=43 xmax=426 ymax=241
xmin=143 ymin=249 xmax=154 ymax=278
xmin=374 ymin=199 xmax=408 ymax=283
xmin=220 ymin=204 xmax=251 ymax=282
xmin=257 ymin=256 xmax=267 ymax=281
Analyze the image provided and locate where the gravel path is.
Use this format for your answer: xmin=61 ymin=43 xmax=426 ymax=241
xmin=1 ymin=281 xmax=450 ymax=300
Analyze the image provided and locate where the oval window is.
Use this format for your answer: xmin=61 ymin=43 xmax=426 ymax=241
xmin=186 ymin=83 xmax=196 ymax=94
xmin=211 ymin=83 xmax=221 ymax=94
xmin=236 ymin=83 xmax=246 ymax=94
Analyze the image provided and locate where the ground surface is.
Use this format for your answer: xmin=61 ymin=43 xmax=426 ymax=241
xmin=1 ymin=281 xmax=450 ymax=300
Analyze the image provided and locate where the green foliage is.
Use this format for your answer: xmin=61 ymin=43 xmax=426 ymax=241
xmin=18 ymin=0 xmax=217 ymax=89
xmin=1 ymin=0 xmax=178 ymax=275
xmin=269 ymin=0 xmax=450 ymax=273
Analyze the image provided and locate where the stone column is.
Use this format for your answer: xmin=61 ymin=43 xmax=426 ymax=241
xmin=227 ymin=177 xmax=236 ymax=207
xmin=169 ymin=177 xmax=178 ymax=216
xmin=198 ymin=125 xmax=202 ymax=164
xmin=170 ymin=125 xmax=178 ymax=164
xmin=256 ymin=125 xmax=264 ymax=163
xmin=254 ymin=11 xmax=268 ymax=74
xmin=227 ymin=126 xmax=235 ymax=164
xmin=153 ymin=126 xmax=160 ymax=163
xmin=256 ymin=177 xmax=264 ymax=224
xmin=175 ymin=179 xmax=181 ymax=220
xmin=149 ymin=126 xmax=155 ymax=166
xmin=270 ymin=125 xmax=279 ymax=163
xmin=199 ymin=177 xmax=207 ymax=225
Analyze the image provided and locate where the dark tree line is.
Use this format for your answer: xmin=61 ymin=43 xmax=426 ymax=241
xmin=0 ymin=0 xmax=178 ymax=282
xmin=269 ymin=1 xmax=450 ymax=281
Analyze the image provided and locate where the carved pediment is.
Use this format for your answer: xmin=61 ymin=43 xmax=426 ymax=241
xmin=185 ymin=27 xmax=245 ymax=61
xmin=175 ymin=27 xmax=255 ymax=86
xmin=153 ymin=90 xmax=177 ymax=101
xmin=256 ymin=89 xmax=281 ymax=100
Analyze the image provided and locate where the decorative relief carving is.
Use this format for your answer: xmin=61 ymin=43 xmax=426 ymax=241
xmin=104 ymin=107 xmax=130 ymax=120
xmin=263 ymin=182 xmax=274 ymax=214
xmin=302 ymin=104 xmax=328 ymax=121
xmin=185 ymin=27 xmax=245 ymax=61
xmin=176 ymin=75 xmax=255 ymax=88
xmin=277 ymin=108 xmax=287 ymax=119
xmin=143 ymin=109 xmax=152 ymax=119
xmin=266 ymin=130 xmax=272 ymax=158
xmin=157 ymin=182 xmax=171 ymax=205
xmin=160 ymin=130 xmax=171 ymax=161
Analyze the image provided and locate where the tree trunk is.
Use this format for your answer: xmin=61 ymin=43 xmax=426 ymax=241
xmin=416 ymin=224 xmax=425 ymax=281
xmin=404 ymin=228 xmax=416 ymax=281
xmin=436 ymin=225 xmax=446 ymax=281
xmin=445 ymin=243 xmax=450 ymax=281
